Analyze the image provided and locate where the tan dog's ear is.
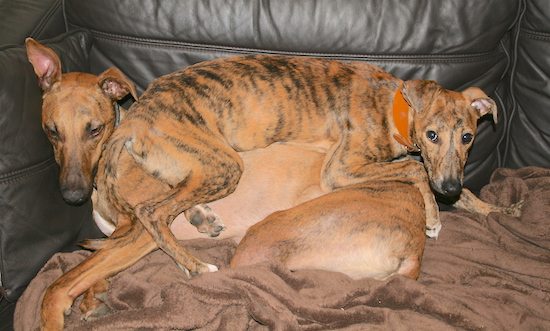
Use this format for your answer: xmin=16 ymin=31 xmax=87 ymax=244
xmin=97 ymin=67 xmax=139 ymax=102
xmin=401 ymin=80 xmax=442 ymax=116
xmin=461 ymin=87 xmax=498 ymax=123
xmin=25 ymin=38 xmax=62 ymax=92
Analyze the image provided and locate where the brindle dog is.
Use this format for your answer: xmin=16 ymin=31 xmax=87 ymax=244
xmin=31 ymin=53 xmax=521 ymax=330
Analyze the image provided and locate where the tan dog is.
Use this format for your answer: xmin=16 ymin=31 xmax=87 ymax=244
xmin=28 ymin=52 xmax=521 ymax=330
xmin=231 ymin=160 xmax=430 ymax=281
xmin=25 ymin=38 xmax=138 ymax=206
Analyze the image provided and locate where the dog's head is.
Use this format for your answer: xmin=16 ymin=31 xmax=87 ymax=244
xmin=26 ymin=38 xmax=138 ymax=205
xmin=401 ymin=80 xmax=496 ymax=197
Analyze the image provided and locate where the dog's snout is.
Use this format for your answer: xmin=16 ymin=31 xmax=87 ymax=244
xmin=62 ymin=188 xmax=87 ymax=205
xmin=440 ymin=180 xmax=462 ymax=197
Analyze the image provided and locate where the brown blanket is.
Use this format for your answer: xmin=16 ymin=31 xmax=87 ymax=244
xmin=14 ymin=167 xmax=550 ymax=330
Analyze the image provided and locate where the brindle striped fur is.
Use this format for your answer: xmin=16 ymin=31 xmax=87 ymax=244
xmin=33 ymin=54 xmax=522 ymax=330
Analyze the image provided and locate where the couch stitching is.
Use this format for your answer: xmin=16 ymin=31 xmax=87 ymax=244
xmin=0 ymin=157 xmax=57 ymax=184
xmin=78 ymin=26 xmax=506 ymax=65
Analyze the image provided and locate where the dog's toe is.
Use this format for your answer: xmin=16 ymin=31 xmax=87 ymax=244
xmin=80 ymin=292 xmax=110 ymax=321
xmin=426 ymin=222 xmax=442 ymax=239
xmin=206 ymin=263 xmax=219 ymax=272
xmin=185 ymin=204 xmax=225 ymax=237
xmin=504 ymin=200 xmax=524 ymax=217
xmin=81 ymin=302 xmax=110 ymax=321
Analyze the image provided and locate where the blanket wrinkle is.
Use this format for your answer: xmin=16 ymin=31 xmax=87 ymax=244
xmin=14 ymin=167 xmax=550 ymax=331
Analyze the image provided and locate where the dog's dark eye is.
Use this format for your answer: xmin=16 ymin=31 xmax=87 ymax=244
xmin=426 ymin=130 xmax=438 ymax=143
xmin=45 ymin=127 xmax=58 ymax=139
xmin=462 ymin=133 xmax=473 ymax=144
xmin=90 ymin=125 xmax=104 ymax=137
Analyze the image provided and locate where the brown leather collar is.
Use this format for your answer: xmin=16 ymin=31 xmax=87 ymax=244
xmin=392 ymin=84 xmax=420 ymax=152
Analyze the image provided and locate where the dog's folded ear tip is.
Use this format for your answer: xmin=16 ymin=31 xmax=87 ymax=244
xmin=470 ymin=99 xmax=497 ymax=122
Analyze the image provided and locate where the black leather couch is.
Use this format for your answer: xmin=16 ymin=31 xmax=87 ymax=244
xmin=1 ymin=0 xmax=548 ymax=329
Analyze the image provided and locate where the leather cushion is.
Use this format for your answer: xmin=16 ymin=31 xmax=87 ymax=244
xmin=506 ymin=0 xmax=550 ymax=169
xmin=0 ymin=0 xmax=65 ymax=45
xmin=65 ymin=0 xmax=522 ymax=191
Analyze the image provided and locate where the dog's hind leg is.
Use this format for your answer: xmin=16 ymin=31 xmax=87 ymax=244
xmin=123 ymin=134 xmax=243 ymax=275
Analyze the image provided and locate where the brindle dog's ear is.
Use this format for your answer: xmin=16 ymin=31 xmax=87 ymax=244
xmin=401 ymin=80 xmax=442 ymax=116
xmin=25 ymin=38 xmax=62 ymax=92
xmin=461 ymin=87 xmax=498 ymax=123
xmin=97 ymin=67 xmax=139 ymax=102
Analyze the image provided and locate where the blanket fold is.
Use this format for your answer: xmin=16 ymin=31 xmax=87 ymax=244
xmin=14 ymin=167 xmax=550 ymax=330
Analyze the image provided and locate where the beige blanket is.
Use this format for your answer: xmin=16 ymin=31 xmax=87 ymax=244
xmin=15 ymin=167 xmax=550 ymax=330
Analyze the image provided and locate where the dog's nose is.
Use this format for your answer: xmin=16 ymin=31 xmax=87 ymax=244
xmin=440 ymin=180 xmax=462 ymax=197
xmin=62 ymin=188 xmax=87 ymax=205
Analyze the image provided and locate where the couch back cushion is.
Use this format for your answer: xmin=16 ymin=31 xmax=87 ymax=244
xmin=66 ymin=0 xmax=522 ymax=191
xmin=507 ymin=0 xmax=550 ymax=169
xmin=0 ymin=0 xmax=66 ymax=45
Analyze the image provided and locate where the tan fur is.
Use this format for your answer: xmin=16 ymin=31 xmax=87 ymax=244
xmin=232 ymin=160 xmax=429 ymax=281
xmin=27 ymin=42 xmax=522 ymax=330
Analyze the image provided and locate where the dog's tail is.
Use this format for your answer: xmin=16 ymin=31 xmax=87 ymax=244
xmin=80 ymin=238 xmax=107 ymax=250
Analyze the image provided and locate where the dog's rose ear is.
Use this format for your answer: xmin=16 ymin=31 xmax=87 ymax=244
xmin=25 ymin=38 xmax=62 ymax=92
xmin=401 ymin=80 xmax=442 ymax=116
xmin=98 ymin=67 xmax=139 ymax=102
xmin=462 ymin=87 xmax=498 ymax=123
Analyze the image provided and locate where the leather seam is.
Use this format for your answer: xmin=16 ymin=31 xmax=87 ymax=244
xmin=0 ymin=157 xmax=57 ymax=184
xmin=75 ymin=25 xmax=506 ymax=64
xmin=519 ymin=28 xmax=550 ymax=41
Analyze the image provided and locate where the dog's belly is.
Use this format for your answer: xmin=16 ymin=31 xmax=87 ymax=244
xmin=170 ymin=143 xmax=325 ymax=243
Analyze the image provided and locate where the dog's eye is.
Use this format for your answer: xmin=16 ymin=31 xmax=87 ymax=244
xmin=426 ymin=130 xmax=438 ymax=143
xmin=462 ymin=133 xmax=473 ymax=144
xmin=90 ymin=125 xmax=104 ymax=137
xmin=45 ymin=127 xmax=58 ymax=139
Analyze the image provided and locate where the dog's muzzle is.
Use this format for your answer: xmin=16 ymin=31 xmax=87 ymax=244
xmin=61 ymin=187 xmax=88 ymax=205
xmin=438 ymin=179 xmax=463 ymax=197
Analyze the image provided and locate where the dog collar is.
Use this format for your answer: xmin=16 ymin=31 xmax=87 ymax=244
xmin=114 ymin=102 xmax=121 ymax=127
xmin=392 ymin=84 xmax=420 ymax=152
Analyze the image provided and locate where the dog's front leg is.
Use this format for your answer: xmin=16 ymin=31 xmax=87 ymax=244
xmin=40 ymin=223 xmax=157 ymax=331
xmin=453 ymin=188 xmax=523 ymax=217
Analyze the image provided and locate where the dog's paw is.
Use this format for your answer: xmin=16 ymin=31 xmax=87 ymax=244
xmin=79 ymin=286 xmax=110 ymax=321
xmin=501 ymin=200 xmax=524 ymax=218
xmin=426 ymin=222 xmax=442 ymax=239
xmin=185 ymin=204 xmax=225 ymax=237
xmin=178 ymin=262 xmax=218 ymax=278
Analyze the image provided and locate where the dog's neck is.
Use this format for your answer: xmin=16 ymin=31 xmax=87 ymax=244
xmin=392 ymin=84 xmax=420 ymax=152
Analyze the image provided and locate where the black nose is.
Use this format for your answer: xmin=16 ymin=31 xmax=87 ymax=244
xmin=441 ymin=180 xmax=462 ymax=197
xmin=62 ymin=188 xmax=87 ymax=205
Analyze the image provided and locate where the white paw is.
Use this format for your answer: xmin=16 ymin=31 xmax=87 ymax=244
xmin=178 ymin=262 xmax=218 ymax=278
xmin=426 ymin=222 xmax=442 ymax=239
xmin=206 ymin=263 xmax=219 ymax=272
